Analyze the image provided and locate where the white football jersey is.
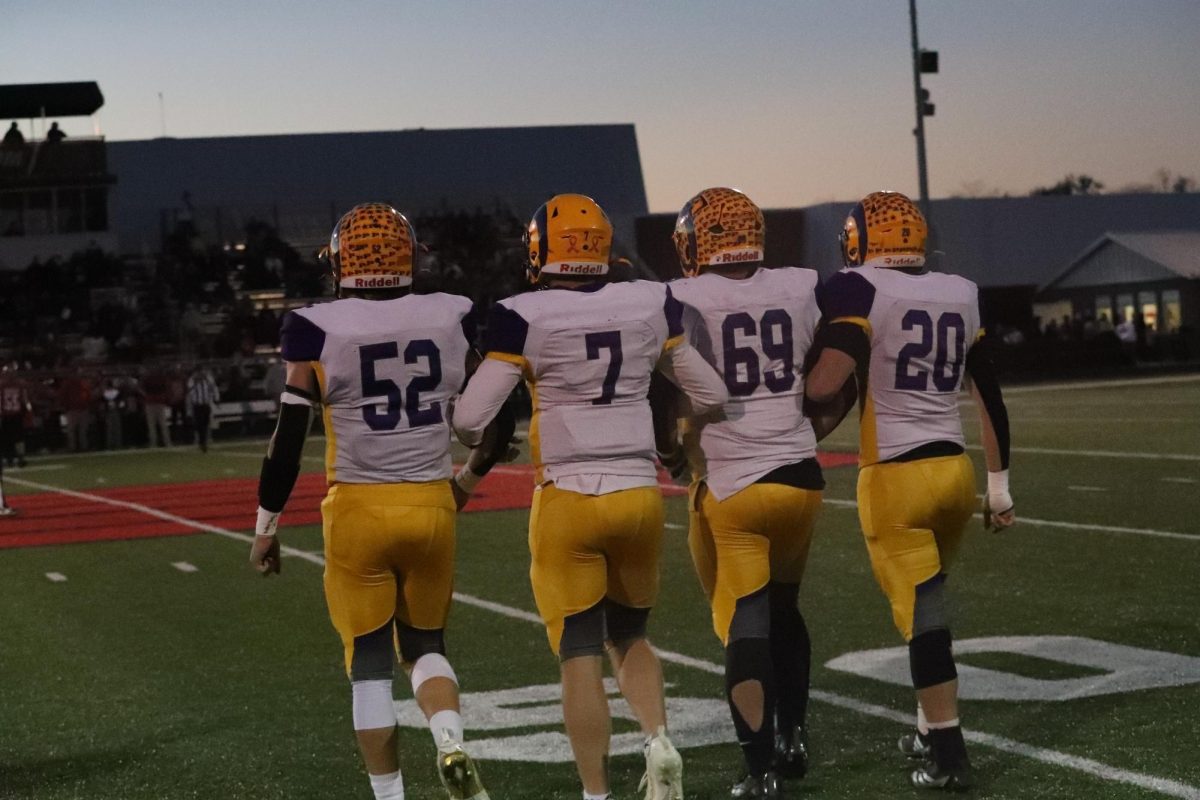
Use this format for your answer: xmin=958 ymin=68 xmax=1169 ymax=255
xmin=822 ymin=266 xmax=981 ymax=465
xmin=483 ymin=281 xmax=684 ymax=489
xmin=669 ymin=268 xmax=822 ymax=500
xmin=280 ymin=293 xmax=472 ymax=484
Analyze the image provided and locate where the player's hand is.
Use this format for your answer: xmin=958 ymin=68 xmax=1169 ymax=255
xmin=451 ymin=480 xmax=471 ymax=511
xmin=983 ymin=471 xmax=1015 ymax=532
xmin=657 ymin=444 xmax=689 ymax=485
xmin=251 ymin=507 xmax=282 ymax=575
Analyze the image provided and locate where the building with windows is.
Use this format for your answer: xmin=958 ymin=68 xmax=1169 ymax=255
xmin=1034 ymin=231 xmax=1199 ymax=343
xmin=0 ymin=82 xmax=116 ymax=270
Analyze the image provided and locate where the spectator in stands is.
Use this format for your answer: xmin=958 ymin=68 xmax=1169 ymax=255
xmin=46 ymin=122 xmax=66 ymax=144
xmin=186 ymin=366 xmax=219 ymax=453
xmin=60 ymin=374 xmax=93 ymax=452
xmin=100 ymin=378 xmax=124 ymax=450
xmin=142 ymin=369 xmax=173 ymax=448
xmin=3 ymin=122 xmax=24 ymax=147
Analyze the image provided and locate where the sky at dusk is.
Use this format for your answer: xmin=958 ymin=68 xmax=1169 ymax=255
xmin=5 ymin=1 xmax=1200 ymax=212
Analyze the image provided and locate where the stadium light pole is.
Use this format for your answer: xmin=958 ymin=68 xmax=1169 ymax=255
xmin=909 ymin=0 xmax=939 ymax=251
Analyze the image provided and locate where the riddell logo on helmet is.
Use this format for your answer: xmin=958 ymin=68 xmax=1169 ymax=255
xmin=882 ymin=256 xmax=922 ymax=266
xmin=350 ymin=275 xmax=404 ymax=288
xmin=709 ymin=249 xmax=762 ymax=265
xmin=555 ymin=263 xmax=606 ymax=275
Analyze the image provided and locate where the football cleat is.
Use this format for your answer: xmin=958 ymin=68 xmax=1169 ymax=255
xmin=0 ymin=505 xmax=17 ymax=518
xmin=839 ymin=191 xmax=927 ymax=269
xmin=639 ymin=726 xmax=683 ymax=800
xmin=524 ymin=193 xmax=613 ymax=285
xmin=910 ymin=759 xmax=973 ymax=792
xmin=436 ymin=735 xmax=490 ymax=800
xmin=329 ymin=202 xmax=418 ymax=294
xmin=898 ymin=730 xmax=932 ymax=760
xmin=673 ymin=187 xmax=765 ymax=277
xmin=773 ymin=724 xmax=808 ymax=779
xmin=730 ymin=771 xmax=782 ymax=798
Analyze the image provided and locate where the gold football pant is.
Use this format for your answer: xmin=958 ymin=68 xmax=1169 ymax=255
xmin=857 ymin=453 xmax=977 ymax=641
xmin=688 ymin=481 xmax=823 ymax=645
xmin=321 ymin=480 xmax=456 ymax=674
xmin=528 ymin=483 xmax=663 ymax=656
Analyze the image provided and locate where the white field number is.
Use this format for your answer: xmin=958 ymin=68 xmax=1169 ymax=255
xmin=395 ymin=680 xmax=733 ymax=763
xmin=826 ymin=635 xmax=1200 ymax=701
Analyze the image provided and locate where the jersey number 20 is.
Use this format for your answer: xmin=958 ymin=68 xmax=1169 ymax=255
xmin=359 ymin=340 xmax=443 ymax=430
xmin=894 ymin=310 xmax=965 ymax=392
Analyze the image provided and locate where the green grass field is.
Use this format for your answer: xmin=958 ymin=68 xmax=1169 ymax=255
xmin=2 ymin=375 xmax=1199 ymax=799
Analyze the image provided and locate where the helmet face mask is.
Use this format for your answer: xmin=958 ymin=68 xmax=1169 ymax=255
xmin=673 ymin=187 xmax=764 ymax=277
xmin=840 ymin=191 xmax=927 ymax=268
xmin=525 ymin=194 xmax=613 ymax=285
xmin=329 ymin=203 xmax=417 ymax=295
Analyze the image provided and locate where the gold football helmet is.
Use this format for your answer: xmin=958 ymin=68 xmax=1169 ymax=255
xmin=525 ymin=193 xmax=612 ymax=284
xmin=329 ymin=202 xmax=417 ymax=292
xmin=673 ymin=187 xmax=765 ymax=277
xmin=840 ymin=191 xmax=927 ymax=268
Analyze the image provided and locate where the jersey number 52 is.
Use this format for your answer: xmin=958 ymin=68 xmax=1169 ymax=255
xmin=359 ymin=340 xmax=443 ymax=430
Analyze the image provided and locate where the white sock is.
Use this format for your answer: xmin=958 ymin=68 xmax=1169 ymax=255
xmin=916 ymin=703 xmax=929 ymax=735
xmin=926 ymin=717 xmax=961 ymax=731
xmin=429 ymin=708 xmax=464 ymax=748
xmin=583 ymin=792 xmax=610 ymax=800
xmin=368 ymin=769 xmax=404 ymax=800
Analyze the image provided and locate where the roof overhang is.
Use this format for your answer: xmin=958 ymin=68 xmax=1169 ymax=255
xmin=0 ymin=82 xmax=104 ymax=119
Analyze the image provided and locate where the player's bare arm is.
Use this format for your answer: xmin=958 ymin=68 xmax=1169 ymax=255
xmin=450 ymin=357 xmax=522 ymax=509
xmin=250 ymin=360 xmax=317 ymax=575
xmin=965 ymin=339 xmax=1015 ymax=531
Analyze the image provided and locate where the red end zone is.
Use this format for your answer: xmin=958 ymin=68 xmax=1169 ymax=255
xmin=0 ymin=452 xmax=858 ymax=550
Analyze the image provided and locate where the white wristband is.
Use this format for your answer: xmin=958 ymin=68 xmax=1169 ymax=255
xmin=987 ymin=469 xmax=1010 ymax=496
xmin=256 ymin=506 xmax=281 ymax=538
xmin=454 ymin=466 xmax=482 ymax=494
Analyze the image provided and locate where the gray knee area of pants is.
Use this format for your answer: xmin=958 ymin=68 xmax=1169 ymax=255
xmin=396 ymin=621 xmax=446 ymax=665
xmin=912 ymin=573 xmax=949 ymax=637
xmin=605 ymin=598 xmax=649 ymax=645
xmin=351 ymin=622 xmax=395 ymax=682
xmin=559 ymin=600 xmax=606 ymax=661
xmin=729 ymin=586 xmax=771 ymax=642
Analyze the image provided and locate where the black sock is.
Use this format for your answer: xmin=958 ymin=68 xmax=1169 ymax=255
xmin=768 ymin=582 xmax=810 ymax=734
xmin=927 ymin=726 xmax=969 ymax=771
xmin=726 ymin=637 xmax=776 ymax=775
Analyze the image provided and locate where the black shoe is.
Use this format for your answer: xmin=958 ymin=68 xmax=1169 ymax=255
xmin=731 ymin=771 xmax=782 ymax=798
xmin=773 ymin=724 xmax=808 ymax=779
xmin=899 ymin=730 xmax=932 ymax=760
xmin=910 ymin=759 xmax=973 ymax=792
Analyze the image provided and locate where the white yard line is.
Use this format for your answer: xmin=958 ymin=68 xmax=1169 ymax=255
xmin=1002 ymin=374 xmax=1200 ymax=395
xmin=965 ymin=444 xmax=1200 ymax=462
xmin=172 ymin=561 xmax=199 ymax=573
xmin=8 ymin=476 xmax=1200 ymax=798
xmin=45 ymin=572 xmax=68 ymax=583
xmin=819 ymin=497 xmax=1199 ymax=542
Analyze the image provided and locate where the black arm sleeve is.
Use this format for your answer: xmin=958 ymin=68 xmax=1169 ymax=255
xmin=965 ymin=339 xmax=1010 ymax=470
xmin=808 ymin=320 xmax=871 ymax=373
xmin=258 ymin=393 xmax=313 ymax=512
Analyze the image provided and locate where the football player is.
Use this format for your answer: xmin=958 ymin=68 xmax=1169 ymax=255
xmin=452 ymin=194 xmax=729 ymax=800
xmin=249 ymin=203 xmax=514 ymax=800
xmin=805 ymin=191 xmax=1015 ymax=791
xmin=656 ymin=188 xmax=831 ymax=799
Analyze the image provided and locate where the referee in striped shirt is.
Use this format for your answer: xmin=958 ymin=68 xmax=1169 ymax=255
xmin=186 ymin=367 xmax=220 ymax=452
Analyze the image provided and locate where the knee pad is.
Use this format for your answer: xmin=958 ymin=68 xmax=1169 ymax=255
xmin=350 ymin=622 xmax=395 ymax=682
xmin=912 ymin=573 xmax=949 ymax=638
xmin=729 ymin=586 xmax=770 ymax=643
xmin=909 ymin=628 xmax=957 ymax=689
xmin=351 ymin=679 xmax=397 ymax=730
xmin=605 ymin=598 xmax=650 ymax=647
xmin=410 ymin=652 xmax=458 ymax=694
xmin=396 ymin=620 xmax=446 ymax=666
xmin=559 ymin=599 xmax=606 ymax=662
